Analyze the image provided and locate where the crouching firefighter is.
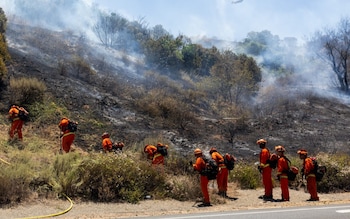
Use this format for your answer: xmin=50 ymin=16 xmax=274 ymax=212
xmin=144 ymin=144 xmax=167 ymax=173
xmin=191 ymin=148 xmax=212 ymax=207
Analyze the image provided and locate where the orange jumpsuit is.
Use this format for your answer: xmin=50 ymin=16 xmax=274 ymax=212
xmin=102 ymin=137 xmax=113 ymax=152
xmin=211 ymin=151 xmax=228 ymax=194
xmin=260 ymin=148 xmax=273 ymax=198
xmin=144 ymin=145 xmax=164 ymax=165
xmin=58 ymin=118 xmax=75 ymax=153
xmin=277 ymin=156 xmax=289 ymax=201
xmin=193 ymin=156 xmax=210 ymax=204
xmin=8 ymin=106 xmax=24 ymax=140
xmin=303 ymin=157 xmax=319 ymax=200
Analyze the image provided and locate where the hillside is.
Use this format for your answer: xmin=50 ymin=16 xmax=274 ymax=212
xmin=3 ymin=22 xmax=350 ymax=159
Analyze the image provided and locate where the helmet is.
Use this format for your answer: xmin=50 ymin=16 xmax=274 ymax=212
xmin=291 ymin=166 xmax=299 ymax=174
xmin=256 ymin=139 xmax=267 ymax=145
xmin=209 ymin=147 xmax=217 ymax=154
xmin=275 ymin=145 xmax=285 ymax=152
xmin=194 ymin=148 xmax=202 ymax=155
xmin=297 ymin=149 xmax=308 ymax=155
xmin=101 ymin=132 xmax=109 ymax=139
xmin=157 ymin=142 xmax=164 ymax=147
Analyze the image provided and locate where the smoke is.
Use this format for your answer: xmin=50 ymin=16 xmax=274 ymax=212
xmin=248 ymin=35 xmax=345 ymax=107
xmin=1 ymin=0 xmax=348 ymax=105
xmin=1 ymin=0 xmax=99 ymax=41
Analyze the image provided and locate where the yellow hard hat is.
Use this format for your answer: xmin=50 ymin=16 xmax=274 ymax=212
xmin=101 ymin=132 xmax=109 ymax=138
xmin=194 ymin=148 xmax=202 ymax=155
xmin=275 ymin=145 xmax=285 ymax=152
xmin=256 ymin=139 xmax=267 ymax=145
xmin=297 ymin=149 xmax=308 ymax=155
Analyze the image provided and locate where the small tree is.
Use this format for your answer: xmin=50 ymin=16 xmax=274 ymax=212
xmin=309 ymin=17 xmax=350 ymax=93
xmin=0 ymin=8 xmax=9 ymax=89
xmin=93 ymin=12 xmax=128 ymax=48
xmin=209 ymin=50 xmax=261 ymax=105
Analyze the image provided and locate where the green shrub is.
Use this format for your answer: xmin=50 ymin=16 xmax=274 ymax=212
xmin=9 ymin=77 xmax=47 ymax=105
xmin=231 ymin=162 xmax=261 ymax=189
xmin=316 ymin=157 xmax=350 ymax=193
xmin=166 ymin=175 xmax=201 ymax=201
xmin=0 ymin=162 xmax=32 ymax=204
xmin=51 ymin=153 xmax=168 ymax=203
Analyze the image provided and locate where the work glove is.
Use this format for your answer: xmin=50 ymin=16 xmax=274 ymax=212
xmin=189 ymin=161 xmax=193 ymax=166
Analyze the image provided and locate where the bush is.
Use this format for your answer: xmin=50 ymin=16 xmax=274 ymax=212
xmin=28 ymin=100 xmax=68 ymax=127
xmin=51 ymin=153 xmax=168 ymax=203
xmin=230 ymin=162 xmax=261 ymax=189
xmin=9 ymin=77 xmax=46 ymax=105
xmin=166 ymin=175 xmax=201 ymax=201
xmin=316 ymin=156 xmax=350 ymax=193
xmin=0 ymin=161 xmax=32 ymax=205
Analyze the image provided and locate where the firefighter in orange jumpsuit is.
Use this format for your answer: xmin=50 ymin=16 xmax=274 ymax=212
xmin=257 ymin=139 xmax=273 ymax=201
xmin=8 ymin=105 xmax=28 ymax=141
xmin=276 ymin=145 xmax=290 ymax=202
xmin=192 ymin=148 xmax=212 ymax=207
xmin=144 ymin=144 xmax=165 ymax=165
xmin=297 ymin=149 xmax=319 ymax=201
xmin=58 ymin=117 xmax=75 ymax=153
xmin=209 ymin=147 xmax=228 ymax=197
xmin=101 ymin=132 xmax=113 ymax=153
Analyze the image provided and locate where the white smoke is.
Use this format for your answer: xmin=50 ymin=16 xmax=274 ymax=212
xmin=1 ymin=0 xmax=99 ymax=41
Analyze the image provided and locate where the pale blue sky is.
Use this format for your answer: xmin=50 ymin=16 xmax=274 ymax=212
xmin=96 ymin=0 xmax=350 ymax=42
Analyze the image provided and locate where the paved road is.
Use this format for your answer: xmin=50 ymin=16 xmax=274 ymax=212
xmin=127 ymin=204 xmax=350 ymax=219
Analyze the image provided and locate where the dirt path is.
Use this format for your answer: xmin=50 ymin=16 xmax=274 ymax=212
xmin=1 ymin=186 xmax=350 ymax=219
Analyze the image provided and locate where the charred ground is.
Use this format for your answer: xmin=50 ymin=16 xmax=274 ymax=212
xmin=3 ymin=22 xmax=350 ymax=159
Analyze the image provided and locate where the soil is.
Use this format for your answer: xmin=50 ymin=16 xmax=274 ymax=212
xmin=1 ymin=184 xmax=349 ymax=219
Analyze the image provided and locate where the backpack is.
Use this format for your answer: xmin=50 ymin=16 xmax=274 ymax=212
xmin=156 ymin=145 xmax=168 ymax=156
xmin=283 ymin=157 xmax=298 ymax=181
xmin=311 ymin=157 xmax=327 ymax=182
xmin=18 ymin=108 xmax=29 ymax=121
xmin=67 ymin=120 xmax=78 ymax=132
xmin=287 ymin=166 xmax=299 ymax=181
xmin=268 ymin=153 xmax=278 ymax=169
xmin=224 ymin=153 xmax=235 ymax=170
xmin=201 ymin=156 xmax=219 ymax=180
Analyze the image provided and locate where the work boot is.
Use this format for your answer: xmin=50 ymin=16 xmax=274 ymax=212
xmin=307 ymin=197 xmax=319 ymax=201
xmin=217 ymin=191 xmax=224 ymax=196
xmin=263 ymin=195 xmax=273 ymax=201
xmin=197 ymin=202 xmax=212 ymax=207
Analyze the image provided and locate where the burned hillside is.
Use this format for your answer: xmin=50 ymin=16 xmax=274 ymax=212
xmin=3 ymin=21 xmax=350 ymax=159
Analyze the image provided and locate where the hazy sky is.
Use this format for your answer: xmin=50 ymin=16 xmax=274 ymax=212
xmin=96 ymin=0 xmax=350 ymax=42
